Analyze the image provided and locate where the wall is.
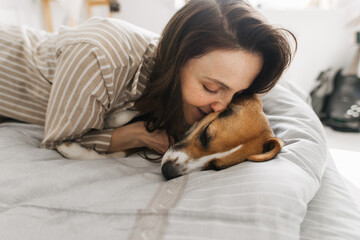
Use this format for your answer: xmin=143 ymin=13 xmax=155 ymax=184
xmin=49 ymin=0 xmax=178 ymax=34
xmin=113 ymin=0 xmax=176 ymax=34
xmin=261 ymin=9 xmax=357 ymax=94
xmin=0 ymin=0 xmax=358 ymax=94
xmin=0 ymin=0 xmax=177 ymax=34
xmin=112 ymin=4 xmax=358 ymax=94
xmin=0 ymin=0 xmax=43 ymax=28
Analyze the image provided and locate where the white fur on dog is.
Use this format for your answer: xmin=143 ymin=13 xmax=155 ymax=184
xmin=57 ymin=142 xmax=126 ymax=160
xmin=104 ymin=110 xmax=139 ymax=128
xmin=57 ymin=110 xmax=139 ymax=160
xmin=162 ymin=144 xmax=243 ymax=174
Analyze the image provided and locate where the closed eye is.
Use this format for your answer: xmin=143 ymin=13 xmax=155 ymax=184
xmin=203 ymin=84 xmax=218 ymax=94
xmin=199 ymin=124 xmax=211 ymax=149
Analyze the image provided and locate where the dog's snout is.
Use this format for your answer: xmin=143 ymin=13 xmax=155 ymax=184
xmin=161 ymin=161 xmax=182 ymax=180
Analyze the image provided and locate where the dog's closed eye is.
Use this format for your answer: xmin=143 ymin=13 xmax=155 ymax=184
xmin=200 ymin=124 xmax=211 ymax=149
xmin=217 ymin=107 xmax=233 ymax=119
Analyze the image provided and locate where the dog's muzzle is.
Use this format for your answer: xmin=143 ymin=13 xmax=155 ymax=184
xmin=161 ymin=147 xmax=190 ymax=180
xmin=161 ymin=161 xmax=182 ymax=180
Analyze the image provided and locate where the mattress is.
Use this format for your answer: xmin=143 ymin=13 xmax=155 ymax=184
xmin=1 ymin=83 xmax=360 ymax=239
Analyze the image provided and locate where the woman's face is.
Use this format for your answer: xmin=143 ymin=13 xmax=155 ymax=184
xmin=180 ymin=49 xmax=263 ymax=126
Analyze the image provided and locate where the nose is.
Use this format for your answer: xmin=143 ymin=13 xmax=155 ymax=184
xmin=210 ymin=96 xmax=232 ymax=112
xmin=161 ymin=161 xmax=182 ymax=180
xmin=210 ymin=102 xmax=227 ymax=112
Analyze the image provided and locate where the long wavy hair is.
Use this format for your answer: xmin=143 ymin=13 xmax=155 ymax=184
xmin=135 ymin=0 xmax=296 ymax=145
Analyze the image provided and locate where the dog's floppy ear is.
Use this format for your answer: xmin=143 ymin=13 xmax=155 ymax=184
xmin=247 ymin=137 xmax=284 ymax=162
xmin=207 ymin=137 xmax=284 ymax=170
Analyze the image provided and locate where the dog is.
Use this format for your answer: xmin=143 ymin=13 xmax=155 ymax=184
xmin=58 ymin=94 xmax=283 ymax=180
xmin=161 ymin=94 xmax=283 ymax=180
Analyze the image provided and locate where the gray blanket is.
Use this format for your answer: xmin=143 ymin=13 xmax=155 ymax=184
xmin=1 ymin=84 xmax=360 ymax=239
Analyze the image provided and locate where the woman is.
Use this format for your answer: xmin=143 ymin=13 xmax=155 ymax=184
xmin=0 ymin=0 xmax=295 ymax=156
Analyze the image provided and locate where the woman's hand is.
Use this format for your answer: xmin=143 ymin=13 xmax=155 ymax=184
xmin=107 ymin=121 xmax=171 ymax=155
xmin=141 ymin=126 xmax=171 ymax=155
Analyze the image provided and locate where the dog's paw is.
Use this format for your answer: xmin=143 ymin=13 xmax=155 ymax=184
xmin=57 ymin=142 xmax=103 ymax=160
xmin=105 ymin=110 xmax=139 ymax=128
xmin=57 ymin=142 xmax=126 ymax=160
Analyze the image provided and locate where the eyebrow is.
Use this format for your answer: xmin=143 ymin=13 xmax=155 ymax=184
xmin=203 ymin=77 xmax=231 ymax=91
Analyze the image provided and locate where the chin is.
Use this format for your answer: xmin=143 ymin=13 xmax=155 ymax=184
xmin=185 ymin=119 xmax=195 ymax=126
xmin=183 ymin=106 xmax=201 ymax=126
xmin=184 ymin=115 xmax=197 ymax=126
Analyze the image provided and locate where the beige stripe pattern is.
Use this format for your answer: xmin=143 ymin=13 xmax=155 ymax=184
xmin=128 ymin=175 xmax=189 ymax=240
xmin=0 ymin=18 xmax=159 ymax=153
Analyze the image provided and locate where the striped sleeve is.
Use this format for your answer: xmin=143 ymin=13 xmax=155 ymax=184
xmin=40 ymin=42 xmax=116 ymax=153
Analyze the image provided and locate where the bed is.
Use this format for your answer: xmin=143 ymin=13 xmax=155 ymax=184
xmin=1 ymin=82 xmax=360 ymax=240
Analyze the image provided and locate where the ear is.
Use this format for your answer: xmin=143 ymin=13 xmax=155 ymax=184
xmin=247 ymin=137 xmax=284 ymax=162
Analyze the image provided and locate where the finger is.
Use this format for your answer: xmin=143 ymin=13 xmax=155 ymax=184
xmin=155 ymin=142 xmax=169 ymax=154
xmin=154 ymin=142 xmax=168 ymax=154
xmin=152 ymin=146 xmax=166 ymax=155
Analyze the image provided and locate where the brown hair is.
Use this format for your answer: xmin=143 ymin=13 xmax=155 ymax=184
xmin=135 ymin=0 xmax=296 ymax=144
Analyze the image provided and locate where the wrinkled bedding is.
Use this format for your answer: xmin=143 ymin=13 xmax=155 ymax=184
xmin=1 ymin=83 xmax=360 ymax=240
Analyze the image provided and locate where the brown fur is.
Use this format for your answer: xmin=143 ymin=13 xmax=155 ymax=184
xmin=169 ymin=94 xmax=283 ymax=169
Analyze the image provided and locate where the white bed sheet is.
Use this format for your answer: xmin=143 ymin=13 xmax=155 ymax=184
xmin=0 ymin=83 xmax=360 ymax=240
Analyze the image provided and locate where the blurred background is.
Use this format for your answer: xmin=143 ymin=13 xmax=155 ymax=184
xmin=0 ymin=0 xmax=359 ymax=93
xmin=0 ymin=0 xmax=359 ymax=190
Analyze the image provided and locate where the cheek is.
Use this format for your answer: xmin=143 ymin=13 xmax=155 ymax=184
xmin=183 ymin=90 xmax=212 ymax=107
xmin=181 ymin=77 xmax=209 ymax=106
xmin=180 ymin=80 xmax=193 ymax=104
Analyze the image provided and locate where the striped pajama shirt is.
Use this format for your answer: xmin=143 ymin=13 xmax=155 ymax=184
xmin=0 ymin=17 xmax=159 ymax=152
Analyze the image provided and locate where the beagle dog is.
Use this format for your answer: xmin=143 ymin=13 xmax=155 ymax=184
xmin=58 ymin=94 xmax=283 ymax=180
xmin=161 ymin=94 xmax=283 ymax=180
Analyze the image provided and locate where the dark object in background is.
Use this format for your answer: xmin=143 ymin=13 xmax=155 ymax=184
xmin=310 ymin=32 xmax=360 ymax=132
xmin=310 ymin=68 xmax=337 ymax=119
xmin=110 ymin=0 xmax=120 ymax=12
xmin=322 ymin=70 xmax=360 ymax=132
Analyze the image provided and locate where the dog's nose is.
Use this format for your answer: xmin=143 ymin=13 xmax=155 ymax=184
xmin=161 ymin=161 xmax=182 ymax=180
